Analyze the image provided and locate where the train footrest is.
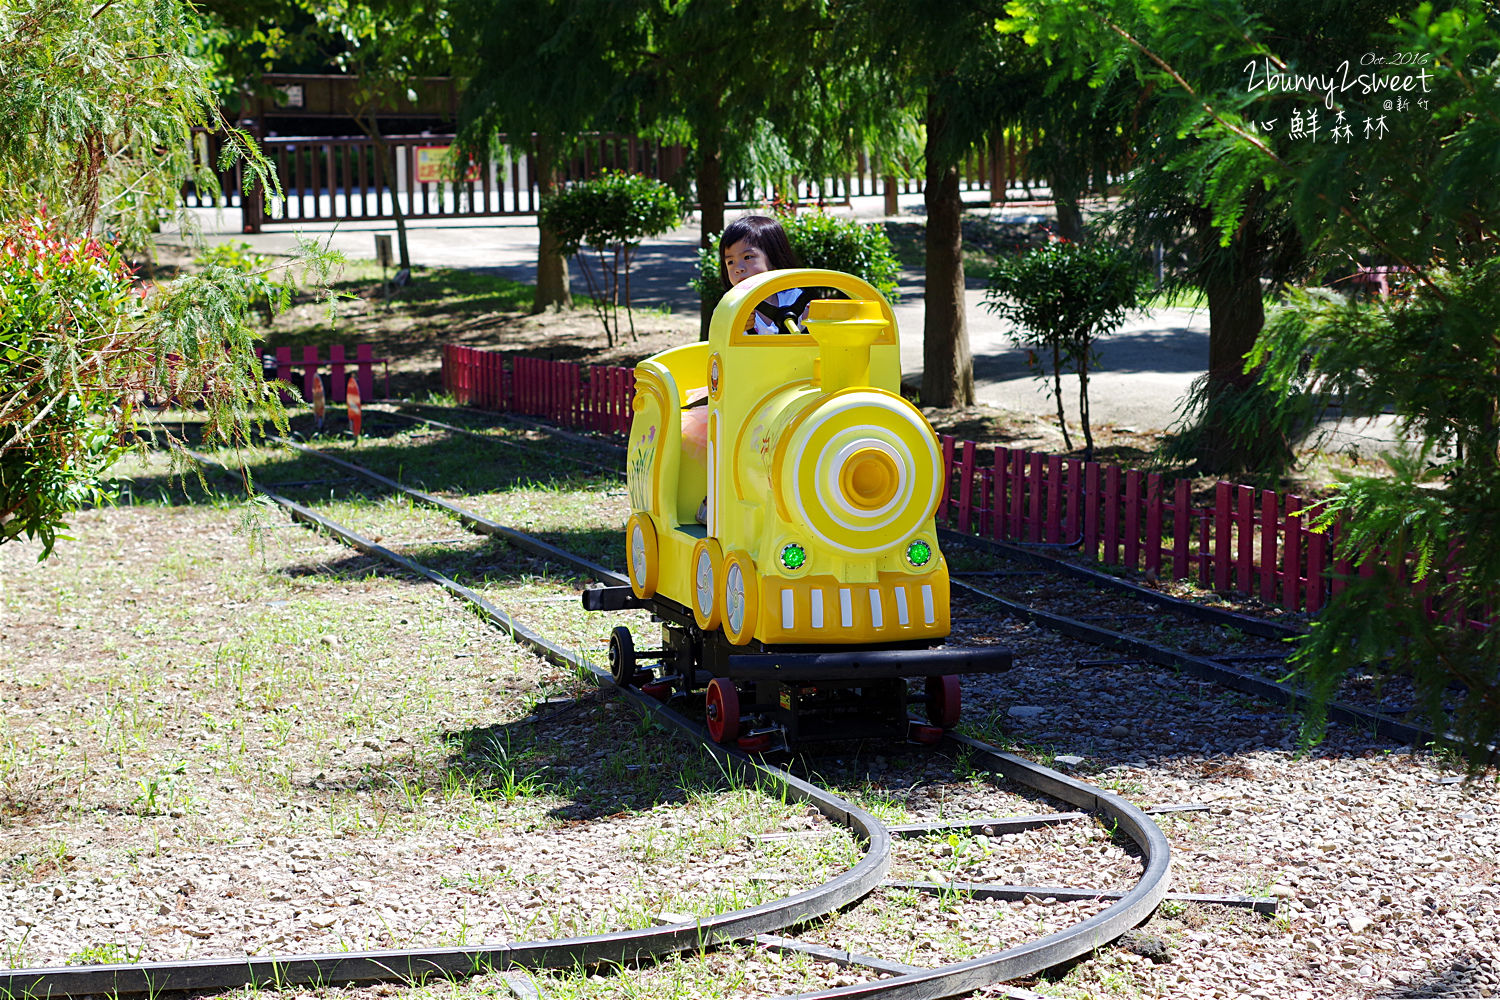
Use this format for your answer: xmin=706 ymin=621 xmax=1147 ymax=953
xmin=724 ymin=645 xmax=1013 ymax=682
xmin=581 ymin=585 xmax=650 ymax=611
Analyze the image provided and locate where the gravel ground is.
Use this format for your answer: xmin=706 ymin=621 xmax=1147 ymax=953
xmin=1 ymin=443 xmax=1496 ymax=1000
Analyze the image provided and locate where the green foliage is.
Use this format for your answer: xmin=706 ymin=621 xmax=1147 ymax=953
xmin=691 ymin=210 xmax=902 ymax=315
xmin=455 ymin=0 xmax=914 ymax=261
xmin=0 ymin=0 xmax=277 ymax=249
xmin=1023 ymin=0 xmax=1500 ymax=765
xmin=1234 ymin=5 xmax=1500 ymax=766
xmin=194 ymin=241 xmax=299 ymax=317
xmin=541 ymin=172 xmax=685 ymax=257
xmin=0 ymin=221 xmax=139 ymax=554
xmin=0 ymin=0 xmax=339 ymax=559
xmin=1281 ymin=3 xmax=1500 ymax=272
xmin=0 ymin=221 xmax=333 ymax=558
xmin=1006 ymin=0 xmax=1422 ymax=471
xmin=983 ymin=240 xmax=1145 ymax=458
xmin=841 ymin=0 xmax=1031 ymax=408
xmin=1253 ymin=273 xmax=1500 ymax=763
xmin=1280 ymin=452 xmax=1499 ymax=765
xmin=539 ymin=172 xmax=684 ymax=346
xmin=780 ymin=212 xmax=903 ymax=297
xmin=194 ymin=241 xmax=276 ymax=274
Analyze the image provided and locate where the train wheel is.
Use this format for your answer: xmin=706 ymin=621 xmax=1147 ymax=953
xmin=626 ymin=513 xmax=659 ymax=599
xmin=607 ymin=626 xmax=635 ymax=684
xmin=641 ymin=680 xmax=673 ymax=702
xmin=721 ymin=550 xmax=759 ymax=646
xmin=690 ymin=538 xmax=723 ymax=631
xmin=926 ymin=675 xmax=962 ymax=728
xmin=736 ymin=733 xmax=772 ymax=752
xmin=908 ymin=723 xmax=944 ymax=745
xmin=705 ymin=678 xmax=740 ymax=744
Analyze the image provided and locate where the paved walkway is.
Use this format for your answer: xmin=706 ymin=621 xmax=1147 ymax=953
xmin=170 ymin=194 xmax=1397 ymax=452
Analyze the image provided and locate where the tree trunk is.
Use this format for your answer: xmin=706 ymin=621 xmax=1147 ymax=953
xmin=1047 ymin=134 xmax=1086 ymax=243
xmin=696 ymin=128 xmax=726 ymax=340
xmin=920 ymin=105 xmax=974 ymax=409
xmin=696 ymin=141 xmax=725 ymax=248
xmin=1051 ymin=342 xmax=1072 ymax=451
xmin=532 ymin=137 xmax=572 ymax=313
xmin=1054 ymin=192 xmax=1085 ymax=244
xmin=989 ymin=132 xmax=1007 ymax=206
xmin=1205 ymin=267 xmax=1264 ymax=393
xmin=1078 ymin=361 xmax=1093 ymax=462
xmin=358 ymin=114 xmax=411 ymax=271
xmin=1194 ymin=262 xmax=1274 ymax=471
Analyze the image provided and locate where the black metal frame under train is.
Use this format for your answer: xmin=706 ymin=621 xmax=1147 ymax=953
xmin=583 ymin=585 xmax=1014 ymax=747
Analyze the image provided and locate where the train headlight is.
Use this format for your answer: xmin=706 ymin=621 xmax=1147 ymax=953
xmin=906 ymin=538 xmax=933 ymax=568
xmin=779 ymin=542 xmax=807 ymax=571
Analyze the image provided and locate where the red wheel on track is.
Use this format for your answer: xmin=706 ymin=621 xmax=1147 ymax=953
xmin=736 ymin=733 xmax=772 ymax=752
xmin=705 ymin=678 xmax=740 ymax=744
xmin=926 ymin=675 xmax=961 ymax=728
xmin=641 ymin=680 xmax=673 ymax=702
xmin=909 ymin=723 xmax=944 ymax=745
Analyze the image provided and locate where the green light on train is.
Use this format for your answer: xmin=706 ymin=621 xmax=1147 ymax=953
xmin=780 ymin=543 xmax=806 ymax=570
xmin=906 ymin=539 xmax=932 ymax=567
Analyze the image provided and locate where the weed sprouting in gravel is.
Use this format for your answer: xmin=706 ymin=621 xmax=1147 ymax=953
xmin=446 ymin=727 xmax=550 ymax=803
xmin=66 ymin=940 xmax=144 ymax=966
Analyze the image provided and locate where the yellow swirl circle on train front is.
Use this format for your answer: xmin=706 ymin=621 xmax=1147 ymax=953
xmin=778 ymin=389 xmax=941 ymax=555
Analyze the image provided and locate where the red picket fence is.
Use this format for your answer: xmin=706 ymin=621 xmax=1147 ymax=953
xmin=932 ymin=437 xmax=1350 ymax=615
xmin=269 ymin=344 xmax=388 ymax=404
xmin=441 ymin=345 xmax=1481 ymax=621
xmin=441 ymin=344 xmax=635 ymax=437
xmin=931 ymin=435 xmax=1500 ymax=630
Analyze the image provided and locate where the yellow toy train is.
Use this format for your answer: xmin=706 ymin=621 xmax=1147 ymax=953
xmin=584 ymin=268 xmax=1012 ymax=748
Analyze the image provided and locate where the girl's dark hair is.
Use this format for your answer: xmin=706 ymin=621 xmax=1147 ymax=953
xmin=718 ymin=214 xmax=800 ymax=289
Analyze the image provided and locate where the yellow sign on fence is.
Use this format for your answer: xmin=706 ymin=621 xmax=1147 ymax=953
xmin=414 ymin=146 xmax=481 ymax=185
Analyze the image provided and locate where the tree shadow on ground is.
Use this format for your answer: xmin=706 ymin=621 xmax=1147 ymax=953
xmin=1380 ymin=953 xmax=1494 ymax=998
xmin=442 ymin=704 xmax=733 ymax=822
xmin=120 ymin=413 xmax=618 ymax=503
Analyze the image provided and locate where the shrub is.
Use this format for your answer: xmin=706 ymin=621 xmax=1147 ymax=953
xmin=0 ymin=219 xmax=140 ymax=554
xmin=983 ymin=240 xmax=1144 ymax=459
xmin=0 ymin=217 xmax=309 ymax=557
xmin=692 ymin=208 xmax=902 ymax=317
xmin=539 ymin=172 xmax=684 ymax=346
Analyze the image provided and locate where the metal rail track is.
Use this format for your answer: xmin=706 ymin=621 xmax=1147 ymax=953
xmin=945 ymin=574 xmax=1437 ymax=748
xmin=0 ymin=441 xmax=1174 ymax=1000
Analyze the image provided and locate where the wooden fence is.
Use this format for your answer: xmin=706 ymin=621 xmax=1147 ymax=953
xmin=187 ymin=128 xmax=1049 ymax=233
xmin=442 ymin=344 xmax=634 ymax=438
xmin=439 ymin=346 xmax=1447 ymax=619
xmin=268 ymin=344 xmax=388 ymax=403
xmin=933 ymin=438 xmax=1346 ymax=614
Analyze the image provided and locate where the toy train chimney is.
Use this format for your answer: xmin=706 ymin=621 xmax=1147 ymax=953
xmin=803 ymin=299 xmax=889 ymax=392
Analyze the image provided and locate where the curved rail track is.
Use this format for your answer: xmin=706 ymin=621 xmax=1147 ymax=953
xmin=0 ymin=427 xmax=1177 ymax=1000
